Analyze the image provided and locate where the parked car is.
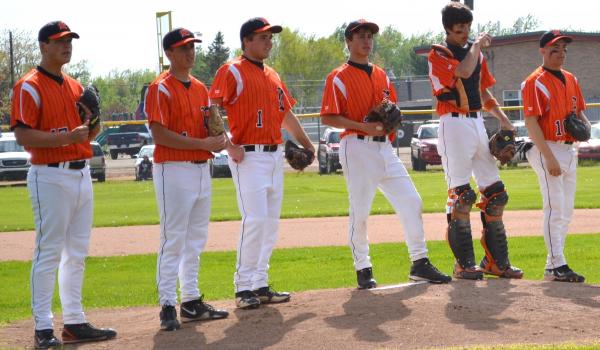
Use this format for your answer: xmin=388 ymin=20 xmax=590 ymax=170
xmin=318 ymin=127 xmax=343 ymax=174
xmin=89 ymin=141 xmax=106 ymax=182
xmin=0 ymin=134 xmax=31 ymax=181
xmin=577 ymin=122 xmax=600 ymax=161
xmin=134 ymin=144 xmax=155 ymax=181
xmin=107 ymin=123 xmax=153 ymax=160
xmin=410 ymin=122 xmax=440 ymax=171
xmin=210 ymin=149 xmax=231 ymax=178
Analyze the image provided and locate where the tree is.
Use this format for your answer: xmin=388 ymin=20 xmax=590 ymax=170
xmin=192 ymin=32 xmax=230 ymax=84
xmin=476 ymin=14 xmax=540 ymax=36
xmin=65 ymin=60 xmax=91 ymax=85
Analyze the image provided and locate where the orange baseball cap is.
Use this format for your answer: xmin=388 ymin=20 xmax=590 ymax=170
xmin=163 ymin=28 xmax=202 ymax=50
xmin=38 ymin=21 xmax=79 ymax=41
xmin=240 ymin=18 xmax=282 ymax=41
xmin=540 ymin=30 xmax=573 ymax=48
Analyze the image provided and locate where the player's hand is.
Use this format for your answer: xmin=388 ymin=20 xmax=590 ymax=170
xmin=227 ymin=144 xmax=245 ymax=164
xmin=545 ymin=155 xmax=562 ymax=176
xmin=304 ymin=143 xmax=316 ymax=162
xmin=69 ymin=120 xmax=90 ymax=144
xmin=474 ymin=33 xmax=492 ymax=48
xmin=362 ymin=122 xmax=387 ymax=136
xmin=500 ymin=120 xmax=515 ymax=132
xmin=200 ymin=134 xmax=227 ymax=152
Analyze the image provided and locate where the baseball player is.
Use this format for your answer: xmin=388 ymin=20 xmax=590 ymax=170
xmin=144 ymin=28 xmax=229 ymax=331
xmin=522 ymin=30 xmax=591 ymax=282
xmin=427 ymin=3 xmax=523 ymax=280
xmin=320 ymin=19 xmax=451 ymax=289
xmin=209 ymin=17 xmax=315 ymax=309
xmin=10 ymin=21 xmax=116 ymax=349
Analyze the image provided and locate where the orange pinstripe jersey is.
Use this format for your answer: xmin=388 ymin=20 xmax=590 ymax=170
xmin=320 ymin=63 xmax=397 ymax=139
xmin=521 ymin=66 xmax=586 ymax=142
xmin=428 ymin=47 xmax=495 ymax=115
xmin=144 ymin=72 xmax=213 ymax=163
xmin=208 ymin=56 xmax=295 ymax=145
xmin=10 ymin=67 xmax=91 ymax=164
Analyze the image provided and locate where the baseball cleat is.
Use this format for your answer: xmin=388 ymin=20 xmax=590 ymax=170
xmin=235 ymin=290 xmax=261 ymax=309
xmin=252 ymin=286 xmax=291 ymax=304
xmin=356 ymin=267 xmax=377 ymax=289
xmin=159 ymin=305 xmax=181 ymax=331
xmin=453 ymin=263 xmax=484 ymax=280
xmin=480 ymin=256 xmax=524 ymax=279
xmin=544 ymin=265 xmax=585 ymax=283
xmin=61 ymin=322 xmax=117 ymax=343
xmin=180 ymin=296 xmax=229 ymax=323
xmin=409 ymin=258 xmax=452 ymax=284
xmin=34 ymin=329 xmax=61 ymax=349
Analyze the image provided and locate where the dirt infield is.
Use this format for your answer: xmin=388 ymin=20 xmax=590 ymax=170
xmin=2 ymin=209 xmax=600 ymax=261
xmin=2 ymin=279 xmax=600 ymax=349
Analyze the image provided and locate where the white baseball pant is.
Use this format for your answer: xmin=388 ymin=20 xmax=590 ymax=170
xmin=153 ymin=162 xmax=211 ymax=306
xmin=340 ymin=134 xmax=428 ymax=270
xmin=229 ymin=147 xmax=284 ymax=292
xmin=27 ymin=164 xmax=92 ymax=330
xmin=527 ymin=142 xmax=577 ymax=269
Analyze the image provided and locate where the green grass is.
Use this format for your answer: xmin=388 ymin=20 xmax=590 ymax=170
xmin=1 ymin=233 xmax=600 ymax=326
xmin=1 ymin=166 xmax=600 ymax=232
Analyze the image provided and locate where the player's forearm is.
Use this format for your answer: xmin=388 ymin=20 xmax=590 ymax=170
xmin=14 ymin=127 xmax=74 ymax=148
xmin=525 ymin=116 xmax=554 ymax=160
xmin=322 ymin=115 xmax=365 ymax=131
xmin=149 ymin=122 xmax=202 ymax=150
xmin=579 ymin=111 xmax=592 ymax=128
xmin=282 ymin=111 xmax=312 ymax=149
xmin=454 ymin=43 xmax=481 ymax=78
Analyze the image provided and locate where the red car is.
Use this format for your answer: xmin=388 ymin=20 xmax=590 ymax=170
xmin=410 ymin=122 xmax=441 ymax=171
xmin=577 ymin=122 xmax=600 ymax=161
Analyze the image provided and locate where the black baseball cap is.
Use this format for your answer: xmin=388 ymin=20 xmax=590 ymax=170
xmin=240 ymin=17 xmax=282 ymax=41
xmin=163 ymin=28 xmax=202 ymax=51
xmin=540 ymin=30 xmax=573 ymax=48
xmin=38 ymin=21 xmax=79 ymax=42
xmin=344 ymin=19 xmax=379 ymax=39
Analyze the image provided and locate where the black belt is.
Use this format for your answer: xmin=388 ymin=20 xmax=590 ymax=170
xmin=565 ymin=141 xmax=574 ymax=145
xmin=451 ymin=112 xmax=479 ymax=118
xmin=243 ymin=145 xmax=278 ymax=152
xmin=47 ymin=160 xmax=86 ymax=170
xmin=190 ymin=160 xmax=207 ymax=164
xmin=357 ymin=135 xmax=386 ymax=142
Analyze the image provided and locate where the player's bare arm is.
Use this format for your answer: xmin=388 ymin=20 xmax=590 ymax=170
xmin=14 ymin=122 xmax=90 ymax=148
xmin=481 ymin=89 xmax=514 ymax=131
xmin=282 ymin=111 xmax=315 ymax=155
xmin=322 ymin=115 xmax=386 ymax=137
xmin=454 ymin=33 xmax=491 ymax=78
xmin=525 ymin=116 xmax=561 ymax=176
xmin=578 ymin=111 xmax=592 ymax=128
xmin=210 ymin=97 xmax=245 ymax=163
xmin=150 ymin=122 xmax=226 ymax=152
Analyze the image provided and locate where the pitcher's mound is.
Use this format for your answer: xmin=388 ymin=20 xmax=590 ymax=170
xmin=3 ymin=279 xmax=600 ymax=349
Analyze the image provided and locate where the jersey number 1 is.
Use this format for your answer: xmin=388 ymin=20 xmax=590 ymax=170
xmin=555 ymin=120 xmax=564 ymax=136
xmin=256 ymin=110 xmax=263 ymax=128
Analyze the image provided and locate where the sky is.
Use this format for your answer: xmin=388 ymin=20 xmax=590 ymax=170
xmin=1 ymin=0 xmax=598 ymax=78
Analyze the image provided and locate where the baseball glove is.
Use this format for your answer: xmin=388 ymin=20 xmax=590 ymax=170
xmin=365 ymin=100 xmax=402 ymax=134
xmin=489 ymin=129 xmax=516 ymax=165
xmin=564 ymin=113 xmax=590 ymax=142
xmin=207 ymin=105 xmax=225 ymax=136
xmin=284 ymin=140 xmax=314 ymax=171
xmin=77 ymin=85 xmax=101 ymax=129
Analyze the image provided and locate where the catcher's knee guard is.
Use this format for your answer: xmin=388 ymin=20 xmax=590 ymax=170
xmin=477 ymin=181 xmax=523 ymax=278
xmin=446 ymin=185 xmax=479 ymax=275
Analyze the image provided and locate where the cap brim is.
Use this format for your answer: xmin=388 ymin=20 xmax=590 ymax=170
xmin=48 ymin=31 xmax=80 ymax=40
xmin=171 ymin=37 xmax=203 ymax=48
xmin=349 ymin=22 xmax=379 ymax=35
xmin=546 ymin=35 xmax=573 ymax=47
xmin=255 ymin=25 xmax=282 ymax=34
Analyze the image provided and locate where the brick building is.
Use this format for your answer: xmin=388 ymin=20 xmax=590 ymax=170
xmin=414 ymin=31 xmax=600 ymax=122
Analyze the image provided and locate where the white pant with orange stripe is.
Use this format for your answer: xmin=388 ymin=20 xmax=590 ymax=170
xmin=153 ymin=162 xmax=211 ymax=306
xmin=437 ymin=113 xmax=501 ymax=212
xmin=228 ymin=148 xmax=284 ymax=293
xmin=27 ymin=165 xmax=92 ymax=330
xmin=340 ymin=135 xmax=428 ymax=271
xmin=526 ymin=142 xmax=577 ymax=269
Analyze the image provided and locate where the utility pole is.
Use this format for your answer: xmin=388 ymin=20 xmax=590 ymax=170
xmin=9 ymin=31 xmax=15 ymax=87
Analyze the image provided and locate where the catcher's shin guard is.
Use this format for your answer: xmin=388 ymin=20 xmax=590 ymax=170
xmin=477 ymin=181 xmax=523 ymax=278
xmin=446 ymin=185 xmax=482 ymax=279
